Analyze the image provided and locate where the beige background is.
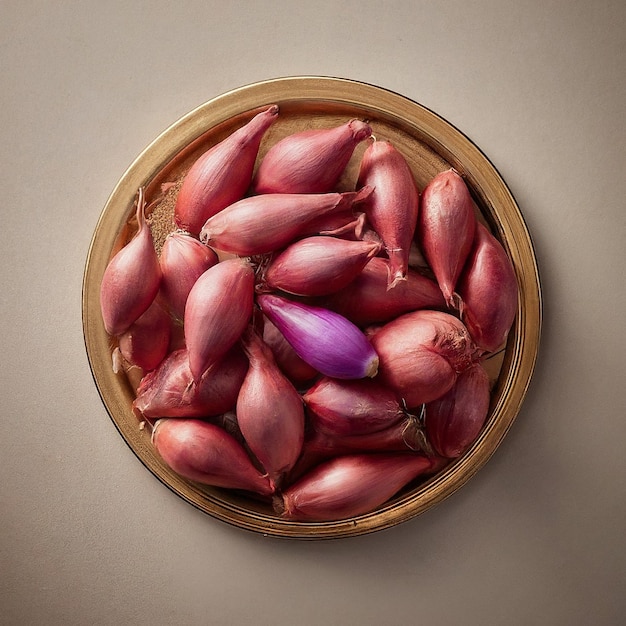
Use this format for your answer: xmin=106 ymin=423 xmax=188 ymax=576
xmin=2 ymin=1 xmax=625 ymax=625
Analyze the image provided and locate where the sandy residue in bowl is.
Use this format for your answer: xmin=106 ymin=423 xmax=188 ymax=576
xmin=146 ymin=179 xmax=183 ymax=256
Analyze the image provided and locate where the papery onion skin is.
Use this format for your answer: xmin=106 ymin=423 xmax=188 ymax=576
xmin=199 ymin=186 xmax=373 ymax=256
xmin=417 ymin=169 xmax=476 ymax=308
xmin=132 ymin=347 xmax=248 ymax=419
xmin=303 ymin=376 xmax=405 ymax=437
xmin=262 ymin=236 xmax=382 ymax=297
xmin=356 ymin=139 xmax=420 ymax=289
xmin=457 ymin=222 xmax=519 ymax=354
xmin=370 ymin=309 xmax=479 ymax=407
xmin=425 ymin=362 xmax=491 ymax=458
xmin=152 ymin=419 xmax=273 ymax=496
xmin=262 ymin=317 xmax=318 ymax=384
xmin=319 ymin=256 xmax=445 ymax=326
xmin=174 ymin=104 xmax=279 ymax=235
xmin=117 ymin=297 xmax=172 ymax=372
xmin=100 ymin=188 xmax=162 ymax=336
xmin=160 ymin=231 xmax=219 ymax=321
xmin=237 ymin=330 xmax=305 ymax=490
xmin=257 ymin=293 xmax=379 ymax=380
xmin=184 ymin=257 xmax=255 ymax=383
xmin=304 ymin=209 xmax=367 ymax=241
xmin=252 ymin=118 xmax=372 ymax=194
xmin=276 ymin=453 xmax=434 ymax=521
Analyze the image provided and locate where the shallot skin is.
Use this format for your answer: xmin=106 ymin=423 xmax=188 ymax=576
xmin=100 ymin=188 xmax=162 ymax=336
xmin=370 ymin=309 xmax=479 ymax=407
xmin=457 ymin=222 xmax=519 ymax=354
xmin=302 ymin=416 xmax=425 ymax=457
xmin=132 ymin=347 xmax=248 ymax=419
xmin=199 ymin=186 xmax=373 ymax=256
xmin=252 ymin=119 xmax=372 ymax=194
xmin=237 ymin=330 xmax=305 ymax=490
xmin=356 ymin=139 xmax=420 ymax=289
xmin=160 ymin=231 xmax=219 ymax=321
xmin=320 ymin=256 xmax=445 ymax=326
xmin=174 ymin=104 xmax=279 ymax=235
xmin=184 ymin=257 xmax=255 ymax=383
xmin=152 ymin=419 xmax=273 ymax=496
xmin=262 ymin=236 xmax=382 ymax=297
xmin=303 ymin=376 xmax=405 ymax=437
xmin=417 ymin=169 xmax=476 ymax=309
xmin=425 ymin=362 xmax=491 ymax=458
xmin=276 ymin=453 xmax=434 ymax=521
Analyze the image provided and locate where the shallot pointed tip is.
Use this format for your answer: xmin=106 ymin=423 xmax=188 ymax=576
xmin=452 ymin=292 xmax=464 ymax=312
xmin=355 ymin=184 xmax=375 ymax=204
xmin=348 ymin=118 xmax=374 ymax=142
xmin=386 ymin=272 xmax=407 ymax=291
xmin=353 ymin=212 xmax=368 ymax=240
xmin=385 ymin=249 xmax=408 ymax=290
xmin=268 ymin=471 xmax=286 ymax=494
xmin=444 ymin=291 xmax=463 ymax=311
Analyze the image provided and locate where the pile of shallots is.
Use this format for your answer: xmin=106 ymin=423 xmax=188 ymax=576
xmin=99 ymin=104 xmax=518 ymax=522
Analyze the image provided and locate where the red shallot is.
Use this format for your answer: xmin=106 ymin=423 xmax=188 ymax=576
xmin=302 ymin=415 xmax=427 ymax=457
xmin=152 ymin=418 xmax=273 ymax=496
xmin=100 ymin=188 xmax=162 ymax=336
xmin=261 ymin=235 xmax=381 ymax=297
xmin=302 ymin=376 xmax=405 ymax=436
xmin=417 ymin=169 xmax=476 ymax=309
xmin=132 ymin=347 xmax=248 ymax=419
xmin=184 ymin=257 xmax=255 ymax=383
xmin=116 ymin=297 xmax=172 ymax=372
xmin=257 ymin=293 xmax=379 ymax=380
xmin=457 ymin=222 xmax=519 ymax=354
xmin=370 ymin=309 xmax=479 ymax=407
xmin=275 ymin=453 xmax=434 ymax=521
xmin=425 ymin=362 xmax=491 ymax=458
xmin=236 ymin=330 xmax=305 ymax=490
xmin=198 ymin=186 xmax=373 ymax=256
xmin=160 ymin=231 xmax=219 ymax=321
xmin=320 ymin=256 xmax=445 ymax=326
xmin=252 ymin=118 xmax=372 ymax=194
xmin=356 ymin=139 xmax=420 ymax=289
xmin=174 ymin=104 xmax=279 ymax=235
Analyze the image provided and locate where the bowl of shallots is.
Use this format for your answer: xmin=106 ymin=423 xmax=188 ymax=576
xmin=83 ymin=77 xmax=541 ymax=539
